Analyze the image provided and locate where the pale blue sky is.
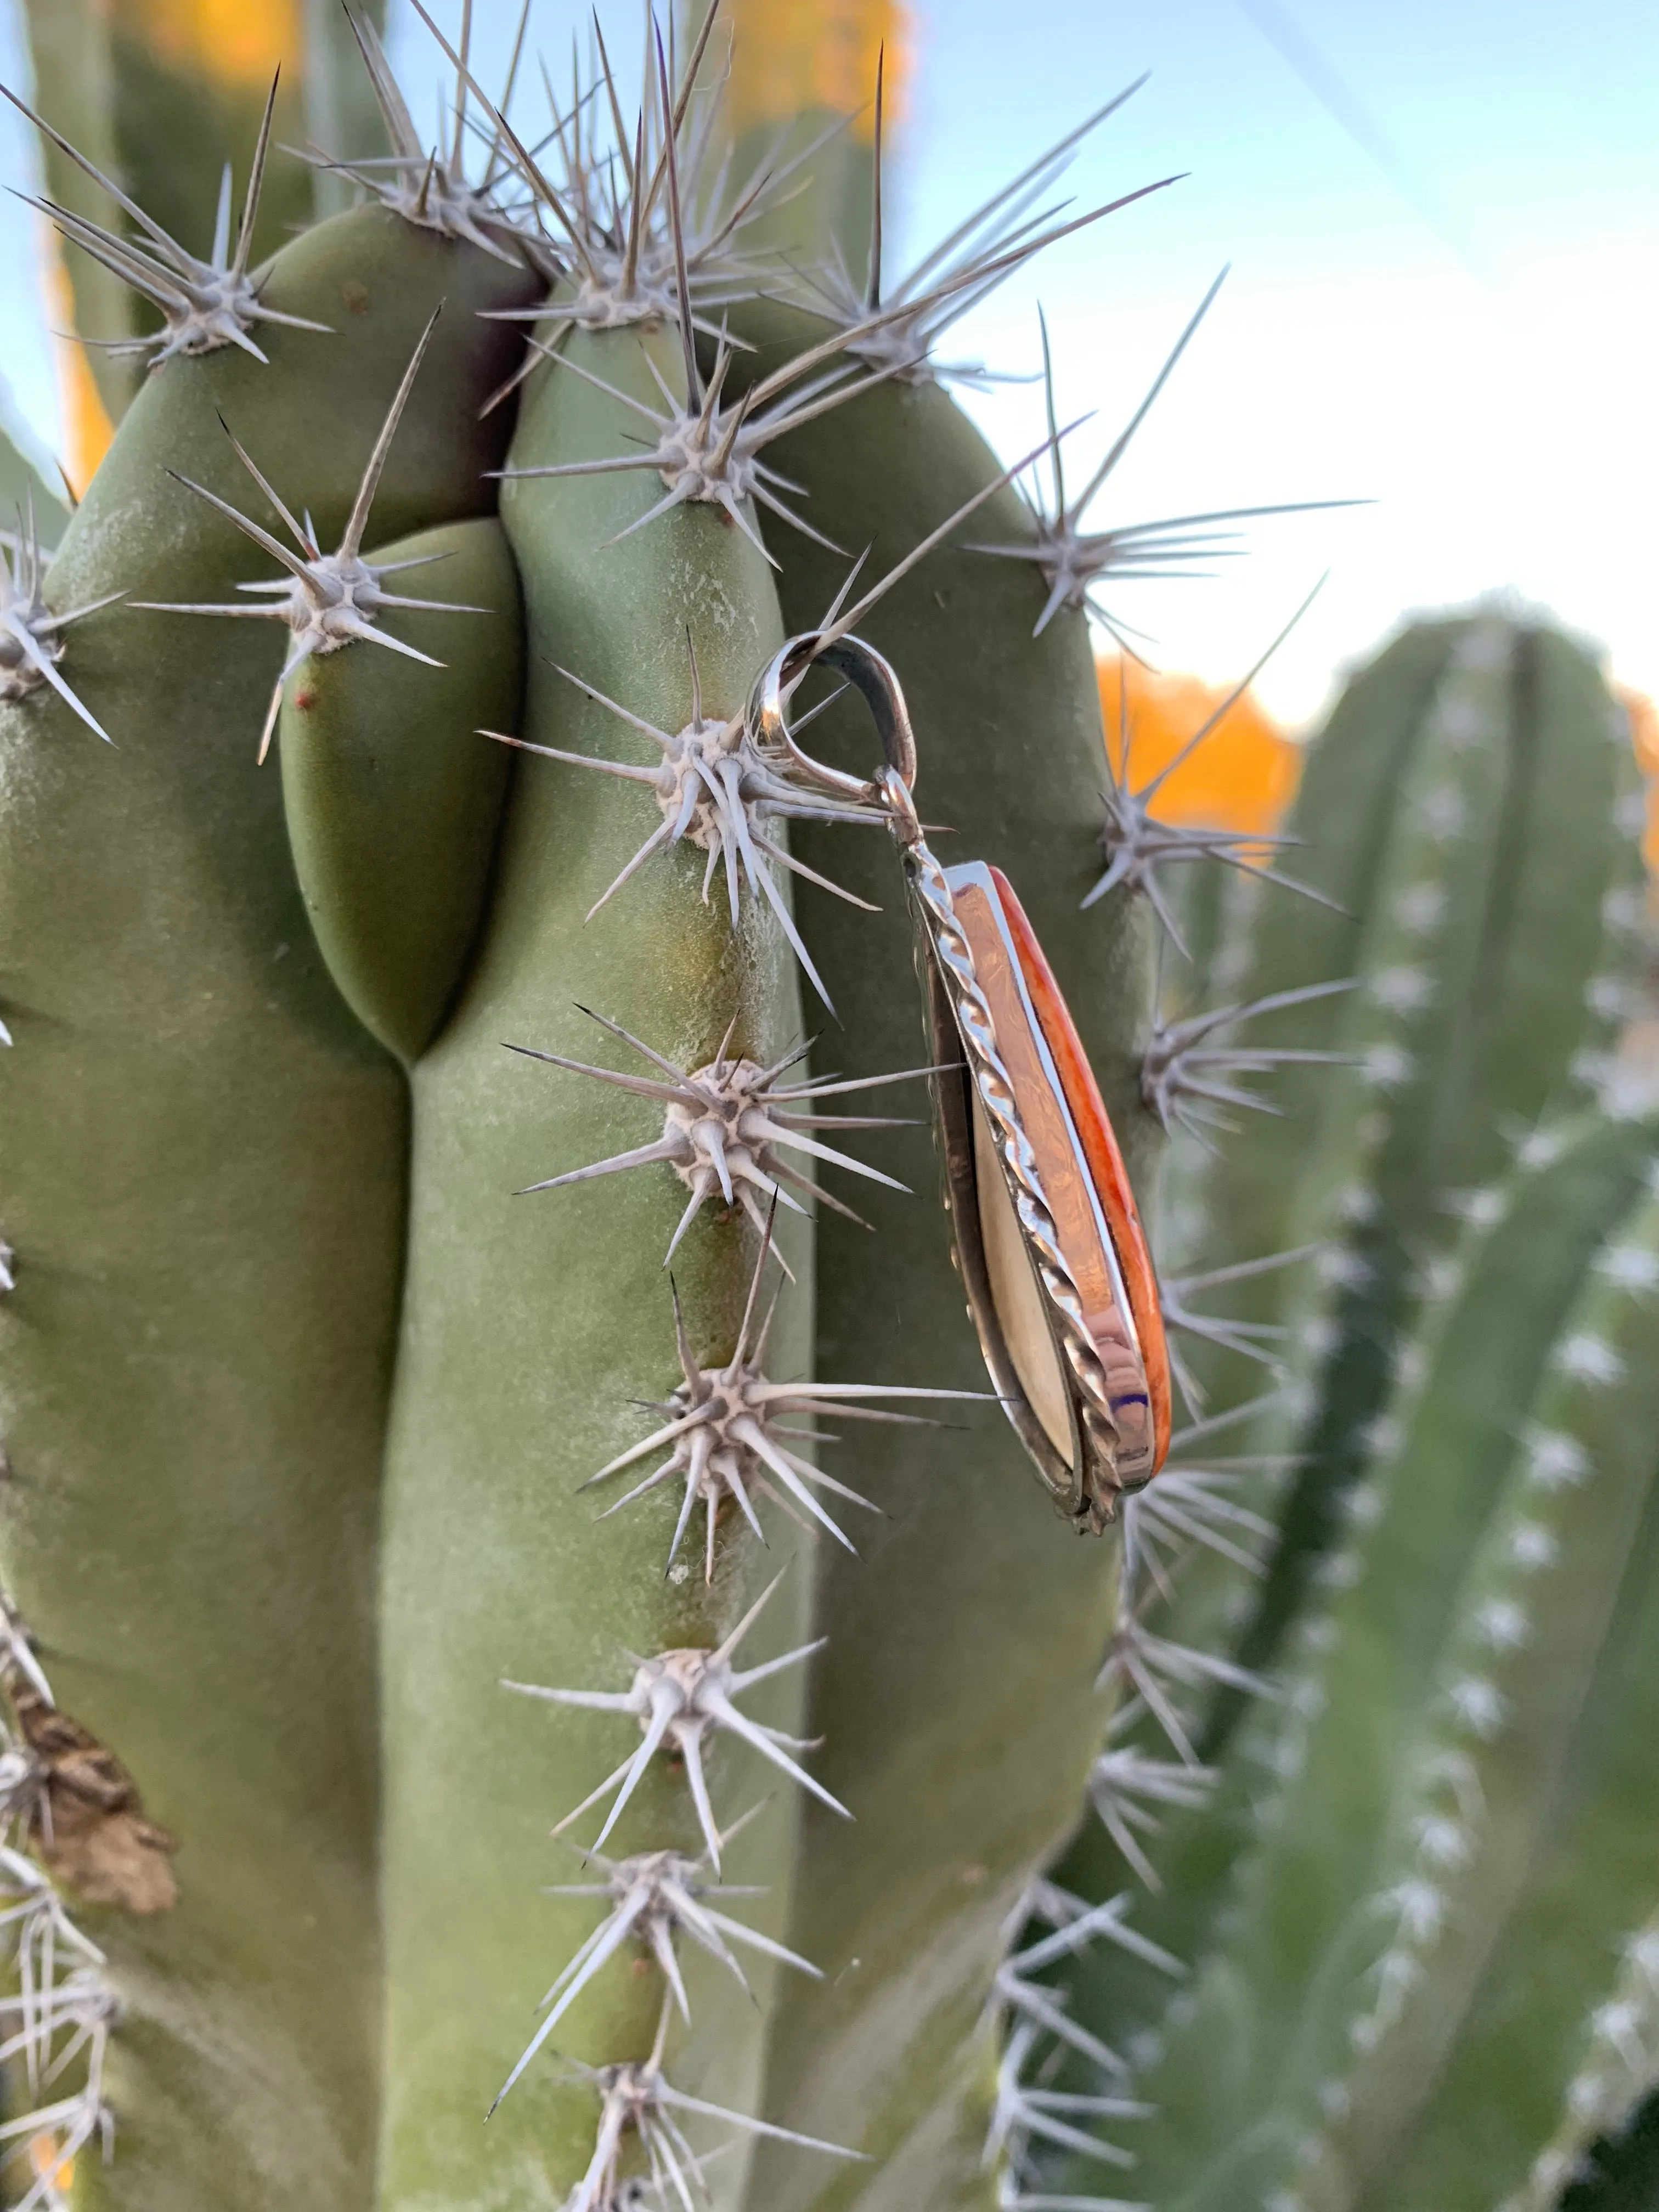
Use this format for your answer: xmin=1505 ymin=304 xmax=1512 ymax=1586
xmin=2 ymin=1 xmax=1653 ymax=720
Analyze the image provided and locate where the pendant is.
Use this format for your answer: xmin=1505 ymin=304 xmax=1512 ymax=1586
xmin=749 ymin=633 xmax=1170 ymax=1533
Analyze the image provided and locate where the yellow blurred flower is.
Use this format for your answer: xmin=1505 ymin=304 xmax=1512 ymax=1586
xmin=43 ymin=239 xmax=116 ymax=494
xmin=723 ymin=0 xmax=907 ymax=135
xmin=116 ymin=0 xmax=300 ymax=86
xmin=1097 ymin=658 xmax=1301 ymax=836
xmin=1616 ymin=685 xmax=1659 ymax=873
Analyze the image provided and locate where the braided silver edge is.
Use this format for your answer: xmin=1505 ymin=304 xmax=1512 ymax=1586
xmin=882 ymin=770 xmax=1125 ymax=1526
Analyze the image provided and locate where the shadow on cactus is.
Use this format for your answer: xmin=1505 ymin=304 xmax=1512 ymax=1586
xmin=0 ymin=6 xmax=1653 ymax=2212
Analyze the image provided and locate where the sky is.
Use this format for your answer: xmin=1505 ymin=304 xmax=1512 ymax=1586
xmin=1 ymin=0 xmax=1654 ymax=725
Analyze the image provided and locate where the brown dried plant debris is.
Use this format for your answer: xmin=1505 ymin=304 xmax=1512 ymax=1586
xmin=8 ymin=1691 xmax=178 ymax=1916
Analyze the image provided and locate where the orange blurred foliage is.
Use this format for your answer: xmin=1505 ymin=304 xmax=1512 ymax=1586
xmin=43 ymin=242 xmax=116 ymax=495
xmin=1618 ymin=686 xmax=1659 ymax=872
xmin=724 ymin=0 xmax=907 ymax=136
xmin=1097 ymin=658 xmax=1301 ymax=836
xmin=117 ymin=0 xmax=300 ymax=87
xmin=47 ymin=0 xmax=303 ymax=489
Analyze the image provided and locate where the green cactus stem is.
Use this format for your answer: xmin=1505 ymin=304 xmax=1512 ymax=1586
xmin=1178 ymin=614 xmax=1644 ymax=1754
xmin=0 ymin=183 xmax=536 ymax=2210
xmin=274 ymin=514 xmax=521 ymax=1062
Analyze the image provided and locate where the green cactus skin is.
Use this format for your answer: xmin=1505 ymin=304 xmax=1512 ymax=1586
xmin=1070 ymin=1114 xmax=1658 ymax=2211
xmin=275 ymin=516 xmax=521 ymax=1063
xmin=0 ymin=418 xmax=67 ymax=548
xmin=374 ymin=318 xmax=825 ymax=2210
xmin=706 ymin=306 xmax=1149 ymax=2208
xmin=1173 ymin=619 xmax=1465 ymax=1302
xmin=0 ymin=204 xmax=535 ymax=2210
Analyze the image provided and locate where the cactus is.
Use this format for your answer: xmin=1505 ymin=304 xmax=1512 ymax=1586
xmin=0 ymin=10 xmax=1170 ymax=2204
xmin=1036 ymin=618 xmax=1657 ymax=2208
xmin=2 ymin=8 xmax=1655 ymax=2212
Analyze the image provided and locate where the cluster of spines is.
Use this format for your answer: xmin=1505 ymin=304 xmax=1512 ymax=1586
xmin=0 ymin=498 xmax=121 ymax=744
xmin=493 ymin=1572 xmax=870 ymax=2204
xmin=0 ymin=1606 xmax=114 ymax=2212
xmin=0 ymin=74 xmax=329 ymax=372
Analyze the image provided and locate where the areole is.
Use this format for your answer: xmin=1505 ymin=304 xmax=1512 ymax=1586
xmin=747 ymin=630 xmax=1171 ymax=1533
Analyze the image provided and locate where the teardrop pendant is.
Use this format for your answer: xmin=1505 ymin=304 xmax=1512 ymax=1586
xmin=749 ymin=632 xmax=1169 ymax=1531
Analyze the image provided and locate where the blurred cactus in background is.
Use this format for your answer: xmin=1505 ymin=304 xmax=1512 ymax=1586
xmin=1047 ymin=610 xmax=1659 ymax=2212
xmin=0 ymin=3 xmax=1655 ymax=2210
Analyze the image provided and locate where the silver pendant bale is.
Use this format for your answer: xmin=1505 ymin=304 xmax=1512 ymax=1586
xmin=748 ymin=633 xmax=1170 ymax=1534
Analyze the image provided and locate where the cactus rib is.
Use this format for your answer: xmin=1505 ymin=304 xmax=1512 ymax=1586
xmin=273 ymin=513 xmax=521 ymax=1063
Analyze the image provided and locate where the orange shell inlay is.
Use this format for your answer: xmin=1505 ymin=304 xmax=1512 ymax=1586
xmin=988 ymin=866 xmax=1171 ymax=1474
